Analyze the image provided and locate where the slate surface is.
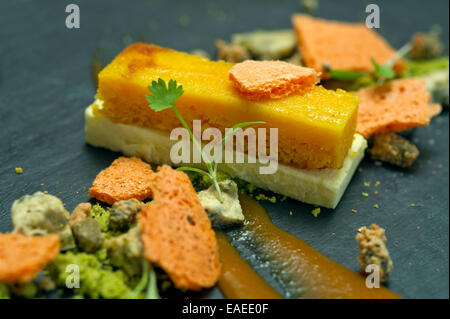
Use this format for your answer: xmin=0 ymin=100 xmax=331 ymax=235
xmin=0 ymin=0 xmax=448 ymax=299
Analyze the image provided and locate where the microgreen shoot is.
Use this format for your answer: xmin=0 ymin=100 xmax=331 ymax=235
xmin=328 ymin=69 xmax=368 ymax=81
xmin=128 ymin=260 xmax=160 ymax=299
xmin=371 ymin=58 xmax=395 ymax=82
xmin=147 ymin=78 xmax=265 ymax=200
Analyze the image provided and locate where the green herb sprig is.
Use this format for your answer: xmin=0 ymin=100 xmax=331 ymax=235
xmin=146 ymin=78 xmax=265 ymax=200
xmin=128 ymin=260 xmax=160 ymax=299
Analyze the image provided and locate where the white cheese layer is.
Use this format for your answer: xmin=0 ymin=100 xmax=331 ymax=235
xmin=85 ymin=101 xmax=367 ymax=208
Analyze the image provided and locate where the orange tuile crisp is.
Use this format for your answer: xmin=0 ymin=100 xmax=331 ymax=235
xmin=88 ymin=157 xmax=154 ymax=205
xmin=0 ymin=234 xmax=60 ymax=283
xmin=356 ymin=78 xmax=438 ymax=138
xmin=139 ymin=165 xmax=220 ymax=291
xmin=229 ymin=60 xmax=319 ymax=99
xmin=427 ymin=103 xmax=442 ymax=119
xmin=292 ymin=14 xmax=405 ymax=77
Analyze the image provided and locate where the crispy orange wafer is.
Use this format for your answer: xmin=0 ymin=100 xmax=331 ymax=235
xmin=0 ymin=234 xmax=60 ymax=283
xmin=88 ymin=157 xmax=154 ymax=205
xmin=427 ymin=103 xmax=442 ymax=118
xmin=229 ymin=60 xmax=319 ymax=99
xmin=292 ymin=14 xmax=405 ymax=77
xmin=356 ymin=78 xmax=436 ymax=138
xmin=139 ymin=165 xmax=220 ymax=291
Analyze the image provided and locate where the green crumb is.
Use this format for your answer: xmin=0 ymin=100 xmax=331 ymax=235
xmin=364 ymin=182 xmax=370 ymax=187
xmin=8 ymin=282 xmax=37 ymax=299
xmin=405 ymin=57 xmax=449 ymax=77
xmin=289 ymin=211 xmax=293 ymax=216
xmin=48 ymin=251 xmax=133 ymax=299
xmin=280 ymin=196 xmax=287 ymax=202
xmin=255 ymin=193 xmax=277 ymax=203
xmin=91 ymin=204 xmax=110 ymax=232
xmin=393 ymin=212 xmax=397 ymax=216
xmin=362 ymin=192 xmax=369 ymax=198
xmin=374 ymin=204 xmax=379 ymax=209
xmin=15 ymin=167 xmax=23 ymax=174
xmin=311 ymin=207 xmax=321 ymax=218
xmin=374 ymin=181 xmax=380 ymax=187
xmin=301 ymin=0 xmax=319 ymax=12
xmin=178 ymin=15 xmax=191 ymax=28
xmin=410 ymin=203 xmax=416 ymax=207
xmin=0 ymin=283 xmax=10 ymax=299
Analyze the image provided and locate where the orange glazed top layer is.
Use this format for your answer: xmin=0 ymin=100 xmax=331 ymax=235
xmin=95 ymin=43 xmax=359 ymax=169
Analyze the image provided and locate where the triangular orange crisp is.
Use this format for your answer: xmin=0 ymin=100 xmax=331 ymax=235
xmin=0 ymin=234 xmax=60 ymax=283
xmin=356 ymin=78 xmax=438 ymax=138
xmin=229 ymin=60 xmax=319 ymax=99
xmin=88 ymin=157 xmax=154 ymax=205
xmin=292 ymin=14 xmax=405 ymax=77
xmin=139 ymin=165 xmax=220 ymax=291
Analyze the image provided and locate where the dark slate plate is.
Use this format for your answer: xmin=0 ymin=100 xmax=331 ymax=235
xmin=0 ymin=0 xmax=448 ymax=299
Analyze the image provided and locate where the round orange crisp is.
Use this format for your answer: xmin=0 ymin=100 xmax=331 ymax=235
xmin=88 ymin=157 xmax=154 ymax=205
xmin=139 ymin=165 xmax=221 ymax=291
xmin=229 ymin=60 xmax=319 ymax=100
xmin=0 ymin=233 xmax=60 ymax=283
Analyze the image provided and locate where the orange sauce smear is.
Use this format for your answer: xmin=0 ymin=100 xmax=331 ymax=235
xmin=232 ymin=195 xmax=402 ymax=299
xmin=216 ymin=231 xmax=283 ymax=299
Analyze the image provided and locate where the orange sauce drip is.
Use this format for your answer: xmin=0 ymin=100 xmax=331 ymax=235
xmin=216 ymin=232 xmax=283 ymax=299
xmin=233 ymin=195 xmax=402 ymax=299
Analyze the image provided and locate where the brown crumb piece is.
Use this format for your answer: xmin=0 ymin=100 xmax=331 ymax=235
xmin=356 ymin=224 xmax=393 ymax=283
xmin=189 ymin=49 xmax=210 ymax=59
xmin=410 ymin=26 xmax=444 ymax=60
xmin=69 ymin=202 xmax=92 ymax=228
xmin=369 ymin=132 xmax=419 ymax=168
xmin=215 ymin=39 xmax=250 ymax=63
xmin=352 ymin=209 xmax=357 ymax=214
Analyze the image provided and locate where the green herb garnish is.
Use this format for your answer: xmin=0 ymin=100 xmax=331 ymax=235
xmin=146 ymin=78 xmax=265 ymax=200
xmin=371 ymin=58 xmax=395 ymax=82
xmin=328 ymin=69 xmax=367 ymax=81
xmin=128 ymin=260 xmax=160 ymax=299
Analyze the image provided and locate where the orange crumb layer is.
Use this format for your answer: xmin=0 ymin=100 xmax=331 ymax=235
xmin=88 ymin=157 xmax=154 ymax=205
xmin=95 ymin=43 xmax=359 ymax=169
xmin=292 ymin=14 xmax=405 ymax=77
xmin=139 ymin=165 xmax=220 ymax=291
xmin=0 ymin=234 xmax=60 ymax=283
xmin=356 ymin=78 xmax=436 ymax=138
xmin=229 ymin=60 xmax=319 ymax=99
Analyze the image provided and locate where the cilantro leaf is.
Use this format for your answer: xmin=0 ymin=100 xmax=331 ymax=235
xmin=146 ymin=78 xmax=184 ymax=112
xmin=371 ymin=58 xmax=395 ymax=80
